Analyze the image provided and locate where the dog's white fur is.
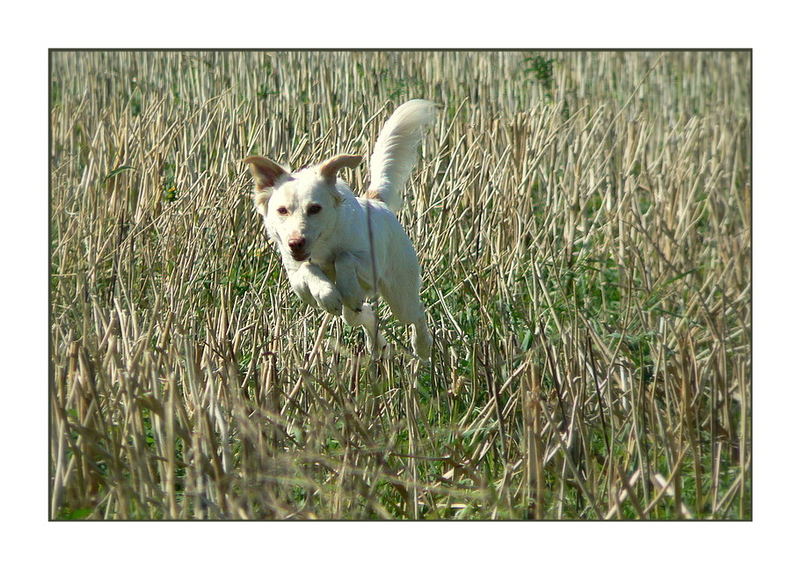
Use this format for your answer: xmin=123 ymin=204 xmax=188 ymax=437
xmin=244 ymin=99 xmax=436 ymax=360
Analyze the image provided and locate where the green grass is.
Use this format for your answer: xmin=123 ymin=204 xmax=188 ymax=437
xmin=50 ymin=50 xmax=750 ymax=520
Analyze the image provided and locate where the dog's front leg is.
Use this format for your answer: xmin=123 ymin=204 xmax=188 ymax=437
xmin=343 ymin=303 xmax=387 ymax=358
xmin=289 ymin=263 xmax=343 ymax=315
xmin=334 ymin=252 xmax=366 ymax=312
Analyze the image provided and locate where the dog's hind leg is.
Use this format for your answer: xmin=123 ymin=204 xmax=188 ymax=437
xmin=382 ymin=290 xmax=432 ymax=362
xmin=342 ymin=303 xmax=388 ymax=358
xmin=410 ymin=316 xmax=432 ymax=362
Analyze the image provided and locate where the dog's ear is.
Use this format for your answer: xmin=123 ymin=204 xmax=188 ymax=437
xmin=243 ymin=156 xmax=288 ymax=216
xmin=319 ymin=154 xmax=362 ymax=184
xmin=243 ymin=156 xmax=289 ymax=191
xmin=319 ymin=154 xmax=362 ymax=207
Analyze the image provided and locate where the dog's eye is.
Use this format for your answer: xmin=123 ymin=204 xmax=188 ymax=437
xmin=307 ymin=204 xmax=322 ymax=215
xmin=276 ymin=206 xmax=289 ymax=215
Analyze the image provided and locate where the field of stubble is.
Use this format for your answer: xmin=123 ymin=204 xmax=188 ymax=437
xmin=49 ymin=50 xmax=751 ymax=519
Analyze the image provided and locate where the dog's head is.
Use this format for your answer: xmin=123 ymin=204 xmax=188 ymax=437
xmin=243 ymin=154 xmax=362 ymax=262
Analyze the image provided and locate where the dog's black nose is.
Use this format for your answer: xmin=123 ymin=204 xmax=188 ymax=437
xmin=288 ymin=237 xmax=306 ymax=252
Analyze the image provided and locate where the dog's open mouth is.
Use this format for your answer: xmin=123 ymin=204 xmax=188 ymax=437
xmin=291 ymin=252 xmax=310 ymax=262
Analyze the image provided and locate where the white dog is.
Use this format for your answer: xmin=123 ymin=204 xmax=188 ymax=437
xmin=244 ymin=99 xmax=436 ymax=360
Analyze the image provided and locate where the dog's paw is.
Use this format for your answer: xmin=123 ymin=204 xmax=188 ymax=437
xmin=413 ymin=325 xmax=432 ymax=363
xmin=371 ymin=341 xmax=392 ymax=361
xmin=366 ymin=329 xmax=389 ymax=360
xmin=336 ymin=280 xmax=365 ymax=313
xmin=342 ymin=295 xmax=366 ymax=313
xmin=312 ymin=281 xmax=343 ymax=315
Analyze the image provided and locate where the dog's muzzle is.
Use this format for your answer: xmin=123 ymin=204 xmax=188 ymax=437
xmin=288 ymin=237 xmax=309 ymax=261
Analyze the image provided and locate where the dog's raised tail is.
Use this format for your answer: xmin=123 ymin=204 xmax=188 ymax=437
xmin=366 ymin=99 xmax=436 ymax=213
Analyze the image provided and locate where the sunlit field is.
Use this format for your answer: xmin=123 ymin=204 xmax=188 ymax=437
xmin=49 ymin=50 xmax=750 ymax=519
